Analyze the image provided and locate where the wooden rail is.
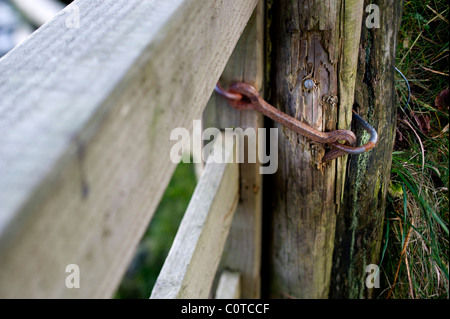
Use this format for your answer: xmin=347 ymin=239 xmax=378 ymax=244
xmin=0 ymin=0 xmax=258 ymax=298
xmin=151 ymin=136 xmax=239 ymax=299
xmin=203 ymin=2 xmax=264 ymax=299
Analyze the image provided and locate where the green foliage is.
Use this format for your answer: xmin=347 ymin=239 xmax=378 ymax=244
xmin=380 ymin=0 xmax=449 ymax=299
xmin=115 ymin=162 xmax=197 ymax=299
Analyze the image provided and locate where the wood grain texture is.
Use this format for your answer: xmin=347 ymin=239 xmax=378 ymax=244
xmin=267 ymin=0 xmax=341 ymax=299
xmin=330 ymin=0 xmax=403 ymax=298
xmin=203 ymin=2 xmax=264 ymax=299
xmin=335 ymin=0 xmax=365 ymax=210
xmin=267 ymin=0 xmax=365 ymax=298
xmin=0 ymin=0 xmax=257 ymax=298
xmin=150 ymin=137 xmax=239 ymax=299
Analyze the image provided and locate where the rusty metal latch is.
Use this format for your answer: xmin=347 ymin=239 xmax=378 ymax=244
xmin=215 ymin=82 xmax=378 ymax=162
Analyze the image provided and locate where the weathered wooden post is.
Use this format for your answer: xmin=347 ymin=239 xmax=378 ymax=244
xmin=331 ymin=0 xmax=403 ymax=298
xmin=266 ymin=0 xmax=402 ymax=298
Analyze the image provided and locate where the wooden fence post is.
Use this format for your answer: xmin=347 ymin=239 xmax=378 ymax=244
xmin=330 ymin=0 xmax=403 ymax=298
xmin=203 ymin=1 xmax=265 ymax=299
xmin=266 ymin=0 xmax=357 ymax=299
xmin=266 ymin=0 xmax=402 ymax=298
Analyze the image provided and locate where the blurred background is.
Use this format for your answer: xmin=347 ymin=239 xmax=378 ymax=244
xmin=0 ymin=0 xmax=70 ymax=56
xmin=381 ymin=0 xmax=448 ymax=299
xmin=0 ymin=0 xmax=448 ymax=299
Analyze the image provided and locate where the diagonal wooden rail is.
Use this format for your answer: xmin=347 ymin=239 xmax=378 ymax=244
xmin=151 ymin=135 xmax=239 ymax=299
xmin=203 ymin=2 xmax=264 ymax=299
xmin=0 ymin=0 xmax=258 ymax=298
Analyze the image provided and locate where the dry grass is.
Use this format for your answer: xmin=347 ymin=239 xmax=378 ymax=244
xmin=379 ymin=0 xmax=449 ymax=299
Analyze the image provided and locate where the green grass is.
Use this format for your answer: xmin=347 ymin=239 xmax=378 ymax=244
xmin=115 ymin=162 xmax=197 ymax=299
xmin=379 ymin=0 xmax=449 ymax=299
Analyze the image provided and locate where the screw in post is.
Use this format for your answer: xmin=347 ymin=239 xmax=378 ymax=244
xmin=303 ymin=79 xmax=314 ymax=90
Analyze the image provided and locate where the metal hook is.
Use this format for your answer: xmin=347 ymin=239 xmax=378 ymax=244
xmin=215 ymin=82 xmax=378 ymax=162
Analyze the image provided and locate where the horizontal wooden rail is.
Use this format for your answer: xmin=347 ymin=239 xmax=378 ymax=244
xmin=0 ymin=0 xmax=257 ymax=298
xmin=151 ymin=136 xmax=239 ymax=299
